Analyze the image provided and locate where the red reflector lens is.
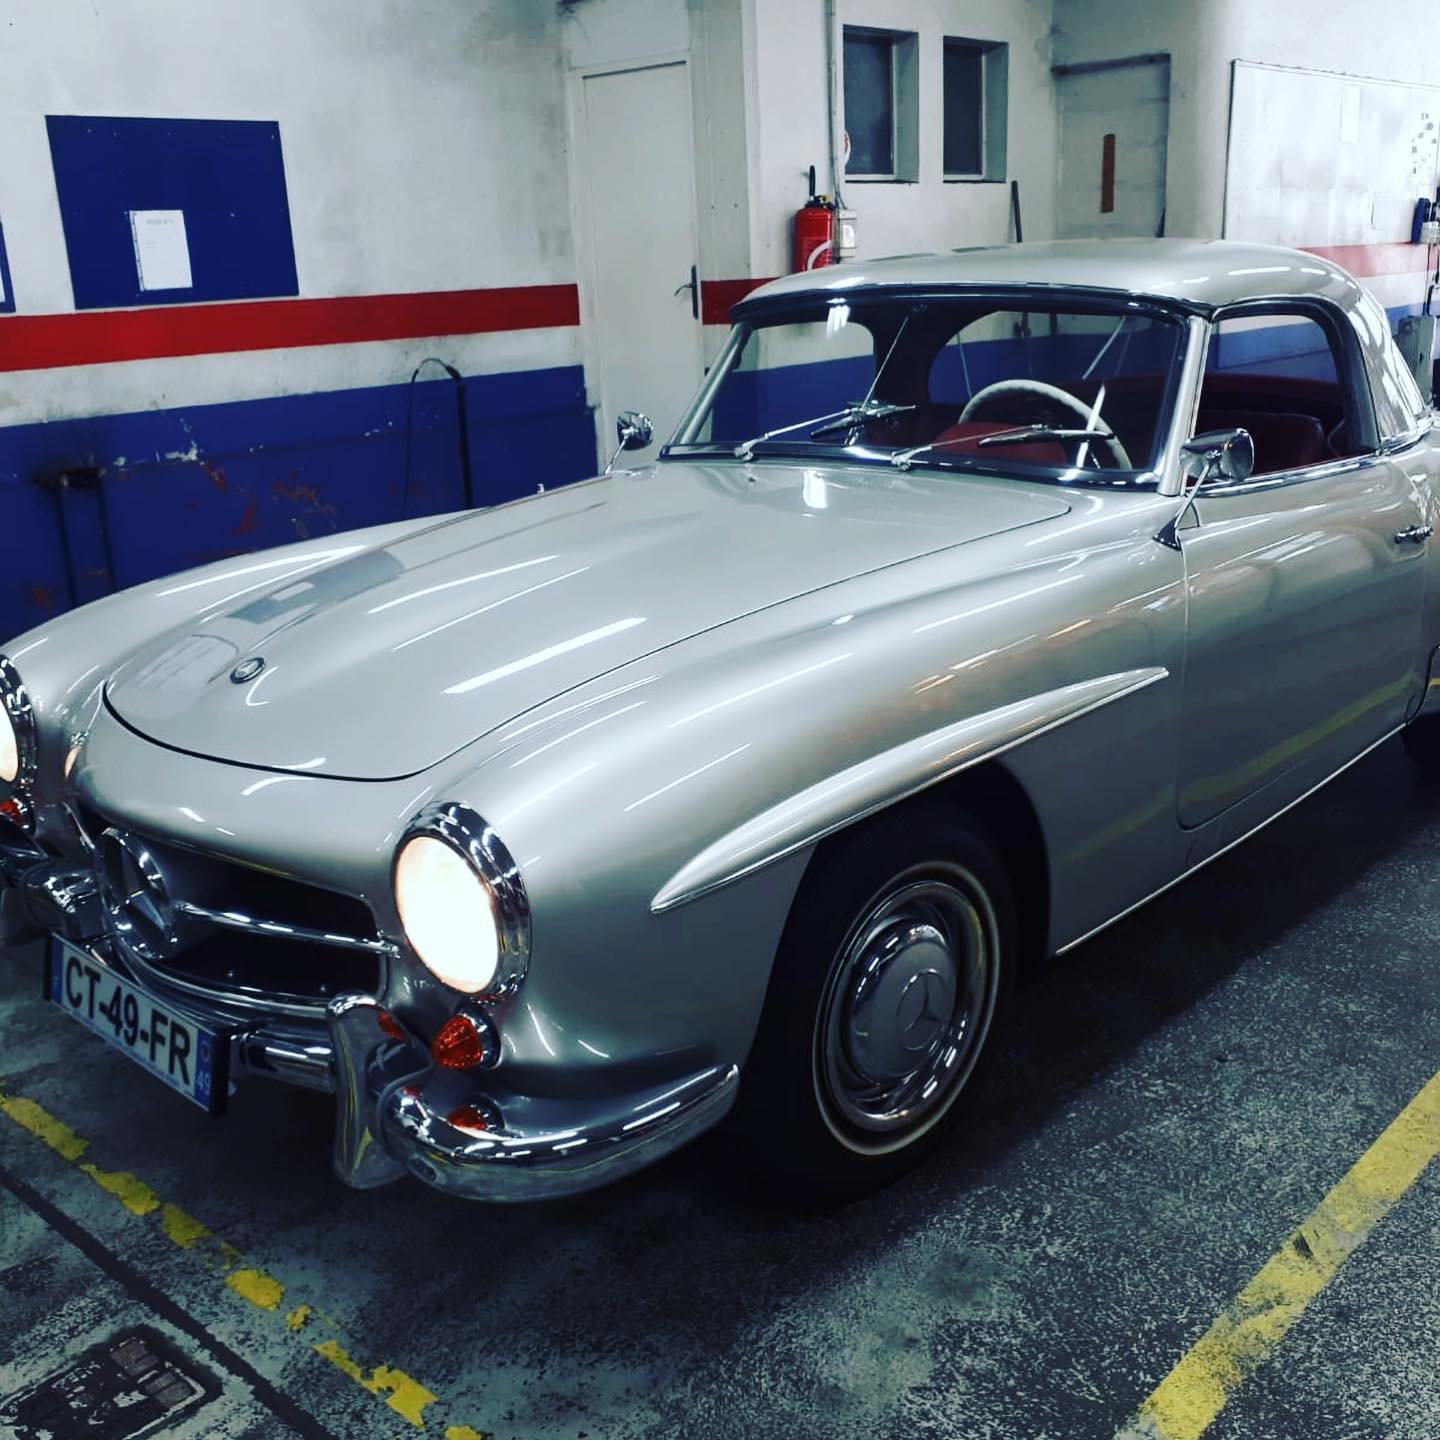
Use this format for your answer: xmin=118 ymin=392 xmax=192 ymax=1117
xmin=446 ymin=1104 xmax=491 ymax=1136
xmin=376 ymin=1012 xmax=406 ymax=1042
xmin=431 ymin=1013 xmax=491 ymax=1070
xmin=0 ymin=798 xmax=22 ymax=825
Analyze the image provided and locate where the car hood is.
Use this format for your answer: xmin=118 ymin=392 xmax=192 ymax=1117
xmin=105 ymin=461 xmax=1070 ymax=780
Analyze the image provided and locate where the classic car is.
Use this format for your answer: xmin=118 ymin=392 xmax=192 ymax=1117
xmin=4 ymin=237 xmax=1439 ymax=1203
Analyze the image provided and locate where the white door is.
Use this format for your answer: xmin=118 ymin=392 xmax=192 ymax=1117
xmin=574 ymin=60 xmax=703 ymax=462
xmin=1057 ymin=58 xmax=1170 ymax=239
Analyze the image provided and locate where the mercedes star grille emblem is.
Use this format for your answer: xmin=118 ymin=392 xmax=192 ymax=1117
xmin=98 ymin=828 xmax=178 ymax=963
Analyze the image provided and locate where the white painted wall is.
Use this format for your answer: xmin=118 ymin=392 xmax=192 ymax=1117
xmin=0 ymin=1 xmax=576 ymax=310
xmin=746 ymin=0 xmax=1059 ymax=276
xmin=1053 ymin=0 xmax=1440 ymax=242
xmin=6 ymin=0 xmax=1440 ymax=437
xmin=0 ymin=0 xmax=585 ymax=427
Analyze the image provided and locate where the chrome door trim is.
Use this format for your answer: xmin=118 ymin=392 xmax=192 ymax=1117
xmin=650 ymin=666 xmax=1169 ymax=914
xmin=1197 ymin=453 xmax=1374 ymax=499
xmin=1054 ymin=723 xmax=1403 ymax=955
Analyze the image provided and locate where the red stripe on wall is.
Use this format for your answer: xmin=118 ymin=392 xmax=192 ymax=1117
xmin=1 ymin=242 xmax=1430 ymax=375
xmin=0 ymin=284 xmax=580 ymax=373
xmin=701 ymin=277 xmax=778 ymax=326
xmin=1301 ymin=243 xmax=1431 ymax=279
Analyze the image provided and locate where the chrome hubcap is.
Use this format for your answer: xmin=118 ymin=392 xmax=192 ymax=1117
xmin=815 ymin=869 xmax=998 ymax=1154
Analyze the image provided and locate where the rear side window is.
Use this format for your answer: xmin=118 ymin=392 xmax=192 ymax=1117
xmin=1198 ymin=311 xmax=1363 ymax=475
xmin=1350 ymin=291 xmax=1428 ymax=441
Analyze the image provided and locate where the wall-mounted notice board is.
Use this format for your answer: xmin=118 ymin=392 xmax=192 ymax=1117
xmin=46 ymin=115 xmax=299 ymax=310
xmin=0 ymin=219 xmax=15 ymax=313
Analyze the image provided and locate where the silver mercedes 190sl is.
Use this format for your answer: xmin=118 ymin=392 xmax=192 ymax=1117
xmin=4 ymin=238 xmax=1439 ymax=1202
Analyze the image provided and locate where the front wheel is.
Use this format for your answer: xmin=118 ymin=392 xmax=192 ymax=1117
xmin=733 ymin=804 xmax=1016 ymax=1202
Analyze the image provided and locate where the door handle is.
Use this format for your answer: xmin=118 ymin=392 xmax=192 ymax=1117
xmin=1393 ymin=524 xmax=1434 ymax=545
xmin=674 ymin=264 xmax=698 ymax=320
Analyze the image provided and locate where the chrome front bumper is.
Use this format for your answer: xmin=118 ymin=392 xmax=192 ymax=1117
xmin=3 ymin=836 xmax=738 ymax=1201
xmin=326 ymin=994 xmax=738 ymax=1201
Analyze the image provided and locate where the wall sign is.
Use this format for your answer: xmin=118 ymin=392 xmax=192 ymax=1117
xmin=47 ymin=115 xmax=299 ymax=310
xmin=129 ymin=210 xmax=194 ymax=292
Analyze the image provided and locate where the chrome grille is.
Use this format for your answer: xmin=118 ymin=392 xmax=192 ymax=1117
xmin=90 ymin=817 xmax=389 ymax=1017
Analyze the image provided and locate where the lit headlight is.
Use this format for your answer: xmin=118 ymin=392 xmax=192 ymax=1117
xmin=393 ymin=803 xmax=530 ymax=997
xmin=0 ymin=701 xmax=16 ymax=786
xmin=0 ymin=655 xmax=36 ymax=792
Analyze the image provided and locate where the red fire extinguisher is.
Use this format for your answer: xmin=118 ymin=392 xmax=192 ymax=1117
xmin=793 ymin=166 xmax=836 ymax=273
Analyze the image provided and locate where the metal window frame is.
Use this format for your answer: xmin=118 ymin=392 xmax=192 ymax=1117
xmin=942 ymin=37 xmax=989 ymax=182
xmin=843 ymin=26 xmax=902 ymax=182
xmin=1188 ymin=296 xmax=1386 ymax=496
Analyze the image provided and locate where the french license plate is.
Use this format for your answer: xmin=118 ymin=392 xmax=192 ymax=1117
xmin=45 ymin=938 xmax=229 ymax=1115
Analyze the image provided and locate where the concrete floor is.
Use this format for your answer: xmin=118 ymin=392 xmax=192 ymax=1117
xmin=3 ymin=736 xmax=1439 ymax=1440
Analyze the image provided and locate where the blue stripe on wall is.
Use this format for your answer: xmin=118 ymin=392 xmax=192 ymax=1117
xmin=0 ymin=365 xmax=595 ymax=643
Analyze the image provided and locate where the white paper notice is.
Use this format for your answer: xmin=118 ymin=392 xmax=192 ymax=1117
xmin=129 ymin=209 xmax=194 ymax=291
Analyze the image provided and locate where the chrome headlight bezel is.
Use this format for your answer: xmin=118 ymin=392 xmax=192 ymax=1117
xmin=392 ymin=801 xmax=530 ymax=998
xmin=0 ymin=654 xmax=38 ymax=806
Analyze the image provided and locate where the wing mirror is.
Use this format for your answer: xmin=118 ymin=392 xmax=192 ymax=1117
xmin=1158 ymin=427 xmax=1255 ymax=550
xmin=1180 ymin=427 xmax=1255 ymax=486
xmin=604 ymin=411 xmax=654 ymax=473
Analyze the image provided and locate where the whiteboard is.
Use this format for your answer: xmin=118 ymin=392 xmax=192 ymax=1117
xmin=1224 ymin=61 xmax=1440 ymax=246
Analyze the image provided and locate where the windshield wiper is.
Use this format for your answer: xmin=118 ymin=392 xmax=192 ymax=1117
xmin=733 ymin=400 xmax=917 ymax=460
xmin=891 ymin=425 xmax=1114 ymax=472
xmin=975 ymin=425 xmax=1115 ymax=449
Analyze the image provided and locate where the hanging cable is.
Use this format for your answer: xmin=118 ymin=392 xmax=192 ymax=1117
xmin=401 ymin=358 xmax=475 ymax=520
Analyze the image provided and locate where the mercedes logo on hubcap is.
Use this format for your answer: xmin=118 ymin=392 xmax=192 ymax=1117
xmin=98 ymin=828 xmax=177 ymax=963
xmin=230 ymin=656 xmax=266 ymax=684
xmin=896 ymin=968 xmax=949 ymax=1054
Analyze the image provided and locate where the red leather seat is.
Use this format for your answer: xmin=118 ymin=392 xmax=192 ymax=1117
xmin=1196 ymin=409 xmax=1327 ymax=476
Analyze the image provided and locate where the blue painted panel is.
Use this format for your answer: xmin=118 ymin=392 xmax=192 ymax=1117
xmin=0 ymin=366 xmax=595 ymax=644
xmin=47 ymin=115 xmax=299 ymax=310
xmin=0 ymin=220 xmax=14 ymax=314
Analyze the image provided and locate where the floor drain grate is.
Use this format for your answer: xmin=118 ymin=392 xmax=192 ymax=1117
xmin=0 ymin=1325 xmax=219 ymax=1439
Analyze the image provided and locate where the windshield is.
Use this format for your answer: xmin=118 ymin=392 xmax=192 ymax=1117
xmin=668 ymin=292 xmax=1187 ymax=484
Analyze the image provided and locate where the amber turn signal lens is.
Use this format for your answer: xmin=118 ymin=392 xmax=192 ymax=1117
xmin=431 ymin=1012 xmax=493 ymax=1070
xmin=446 ymin=1104 xmax=492 ymax=1136
xmin=376 ymin=1011 xmax=406 ymax=1042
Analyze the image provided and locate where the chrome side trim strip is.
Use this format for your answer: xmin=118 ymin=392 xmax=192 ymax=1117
xmin=1054 ymin=724 xmax=1404 ymax=956
xmin=1198 ymin=453 xmax=1372 ymax=498
xmin=650 ymin=666 xmax=1170 ymax=914
xmin=173 ymin=899 xmax=397 ymax=957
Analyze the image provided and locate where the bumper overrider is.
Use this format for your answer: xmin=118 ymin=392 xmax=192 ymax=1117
xmin=1 ymin=824 xmax=737 ymax=1202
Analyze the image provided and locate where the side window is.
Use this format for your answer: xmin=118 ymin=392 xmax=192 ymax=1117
xmin=1198 ymin=311 xmax=1361 ymax=477
xmin=1351 ymin=291 xmax=1428 ymax=442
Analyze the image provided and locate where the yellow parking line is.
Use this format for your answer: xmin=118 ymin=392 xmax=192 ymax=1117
xmin=0 ymin=1086 xmax=493 ymax=1439
xmin=1116 ymin=1067 xmax=1440 ymax=1440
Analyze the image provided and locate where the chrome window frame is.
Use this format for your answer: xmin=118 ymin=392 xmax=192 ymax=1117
xmin=1183 ymin=296 xmax=1386 ymax=499
xmin=666 ymin=284 xmax=1198 ymax=492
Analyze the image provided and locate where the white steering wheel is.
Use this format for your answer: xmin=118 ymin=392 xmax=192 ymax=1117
xmin=959 ymin=379 xmax=1132 ymax=469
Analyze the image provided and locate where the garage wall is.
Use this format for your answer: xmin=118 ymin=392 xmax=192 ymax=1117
xmin=7 ymin=0 xmax=1440 ymax=643
xmin=746 ymin=0 xmax=1058 ymax=277
xmin=0 ymin=0 xmax=596 ymax=637
xmin=1053 ymin=0 xmax=1440 ymax=320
